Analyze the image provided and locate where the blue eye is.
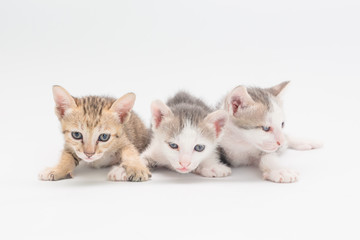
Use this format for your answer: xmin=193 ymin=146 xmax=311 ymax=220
xmin=71 ymin=132 xmax=83 ymax=140
xmin=194 ymin=144 xmax=205 ymax=152
xmin=98 ymin=134 xmax=111 ymax=142
xmin=262 ymin=126 xmax=271 ymax=132
xmin=168 ymin=142 xmax=179 ymax=150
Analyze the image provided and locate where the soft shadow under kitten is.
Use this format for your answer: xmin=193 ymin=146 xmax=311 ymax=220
xmin=39 ymin=86 xmax=151 ymax=182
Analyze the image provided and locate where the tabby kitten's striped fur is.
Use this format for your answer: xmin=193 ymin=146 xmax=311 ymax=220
xmin=39 ymin=86 xmax=151 ymax=182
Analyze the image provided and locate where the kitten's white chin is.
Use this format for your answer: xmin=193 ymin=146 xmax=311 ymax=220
xmin=81 ymin=158 xmax=99 ymax=163
xmin=75 ymin=151 xmax=103 ymax=163
xmin=260 ymin=147 xmax=279 ymax=153
xmin=256 ymin=145 xmax=279 ymax=153
xmin=175 ymin=168 xmax=193 ymax=174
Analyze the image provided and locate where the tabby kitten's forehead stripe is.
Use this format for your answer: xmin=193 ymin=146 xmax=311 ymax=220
xmin=75 ymin=96 xmax=115 ymax=116
xmin=74 ymin=96 xmax=117 ymax=128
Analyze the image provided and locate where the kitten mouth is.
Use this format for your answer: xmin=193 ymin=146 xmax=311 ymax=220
xmin=176 ymin=167 xmax=191 ymax=173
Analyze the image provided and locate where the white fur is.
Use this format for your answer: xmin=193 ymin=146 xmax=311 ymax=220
xmin=194 ymin=155 xmax=231 ymax=178
xmin=286 ymin=135 xmax=323 ymax=150
xmin=141 ymin=122 xmax=230 ymax=177
xmin=259 ymin=153 xmax=299 ymax=183
xmin=38 ymin=167 xmax=57 ymax=181
xmin=87 ymin=152 xmax=118 ymax=169
xmin=221 ymin=90 xmax=322 ymax=183
xmin=221 ymin=98 xmax=295 ymax=183
xmin=107 ymin=166 xmax=127 ymax=181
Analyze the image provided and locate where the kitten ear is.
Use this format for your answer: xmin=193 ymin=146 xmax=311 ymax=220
xmin=267 ymin=81 xmax=290 ymax=97
xmin=52 ymin=85 xmax=77 ymax=119
xmin=226 ymin=86 xmax=255 ymax=116
xmin=204 ymin=110 xmax=229 ymax=138
xmin=110 ymin=93 xmax=136 ymax=124
xmin=151 ymin=100 xmax=173 ymax=129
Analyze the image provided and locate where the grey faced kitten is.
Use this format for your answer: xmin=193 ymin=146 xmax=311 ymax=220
xmin=140 ymin=91 xmax=231 ymax=177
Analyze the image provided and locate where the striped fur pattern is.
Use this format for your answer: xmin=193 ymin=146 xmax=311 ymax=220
xmin=39 ymin=86 xmax=151 ymax=182
xmin=140 ymin=92 xmax=232 ymax=178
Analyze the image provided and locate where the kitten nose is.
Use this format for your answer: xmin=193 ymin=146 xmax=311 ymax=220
xmin=84 ymin=152 xmax=95 ymax=158
xmin=179 ymin=160 xmax=191 ymax=168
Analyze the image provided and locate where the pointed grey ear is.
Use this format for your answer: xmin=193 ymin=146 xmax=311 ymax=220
xmin=110 ymin=93 xmax=136 ymax=124
xmin=204 ymin=110 xmax=229 ymax=138
xmin=226 ymin=86 xmax=255 ymax=116
xmin=52 ymin=85 xmax=77 ymax=119
xmin=150 ymin=100 xmax=173 ymax=129
xmin=267 ymin=81 xmax=290 ymax=97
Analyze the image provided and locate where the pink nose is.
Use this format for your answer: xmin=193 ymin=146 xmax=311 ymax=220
xmin=179 ymin=160 xmax=191 ymax=168
xmin=84 ymin=152 xmax=95 ymax=158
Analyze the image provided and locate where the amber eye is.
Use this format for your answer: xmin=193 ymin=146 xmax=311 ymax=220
xmin=71 ymin=132 xmax=83 ymax=140
xmin=168 ymin=142 xmax=179 ymax=150
xmin=262 ymin=126 xmax=271 ymax=132
xmin=98 ymin=134 xmax=111 ymax=142
xmin=282 ymin=122 xmax=285 ymax=128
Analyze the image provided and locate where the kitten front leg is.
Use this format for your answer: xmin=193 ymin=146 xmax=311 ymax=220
xmin=107 ymin=146 xmax=151 ymax=182
xmin=194 ymin=154 xmax=232 ymax=178
xmin=39 ymin=150 xmax=78 ymax=181
xmin=286 ymin=135 xmax=323 ymax=151
xmin=259 ymin=153 xmax=299 ymax=183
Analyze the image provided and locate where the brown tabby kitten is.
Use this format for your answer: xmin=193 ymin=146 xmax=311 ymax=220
xmin=39 ymin=86 xmax=151 ymax=182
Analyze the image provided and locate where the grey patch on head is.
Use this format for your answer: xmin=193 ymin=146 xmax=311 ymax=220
xmin=219 ymin=85 xmax=280 ymax=129
xmin=167 ymin=91 xmax=212 ymax=112
xmin=159 ymin=91 xmax=216 ymax=140
xmin=167 ymin=91 xmax=212 ymax=127
xmin=246 ymin=87 xmax=272 ymax=111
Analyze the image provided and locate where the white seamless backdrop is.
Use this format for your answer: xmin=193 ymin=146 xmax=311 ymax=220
xmin=0 ymin=1 xmax=359 ymax=240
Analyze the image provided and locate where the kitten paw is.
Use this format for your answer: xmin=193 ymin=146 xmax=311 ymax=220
xmin=113 ymin=163 xmax=152 ymax=182
xmin=263 ymin=169 xmax=299 ymax=183
xmin=107 ymin=166 xmax=128 ymax=181
xmin=195 ymin=164 xmax=232 ymax=178
xmin=38 ymin=168 xmax=72 ymax=181
xmin=289 ymin=139 xmax=323 ymax=151
xmin=123 ymin=163 xmax=152 ymax=182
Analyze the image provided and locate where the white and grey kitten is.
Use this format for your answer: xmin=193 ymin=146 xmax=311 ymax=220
xmin=220 ymin=81 xmax=322 ymax=183
xmin=141 ymin=92 xmax=231 ymax=178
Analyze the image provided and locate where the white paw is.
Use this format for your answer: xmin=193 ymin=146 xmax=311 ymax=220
xmin=107 ymin=166 xmax=127 ymax=181
xmin=196 ymin=164 xmax=232 ymax=178
xmin=39 ymin=168 xmax=55 ymax=181
xmin=290 ymin=140 xmax=323 ymax=151
xmin=38 ymin=167 xmax=72 ymax=181
xmin=263 ymin=169 xmax=299 ymax=183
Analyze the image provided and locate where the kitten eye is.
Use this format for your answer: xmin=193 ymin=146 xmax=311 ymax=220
xmin=98 ymin=134 xmax=111 ymax=142
xmin=262 ymin=126 xmax=271 ymax=132
xmin=282 ymin=122 xmax=285 ymax=128
xmin=194 ymin=144 xmax=205 ymax=152
xmin=168 ymin=142 xmax=179 ymax=150
xmin=71 ymin=132 xmax=83 ymax=140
